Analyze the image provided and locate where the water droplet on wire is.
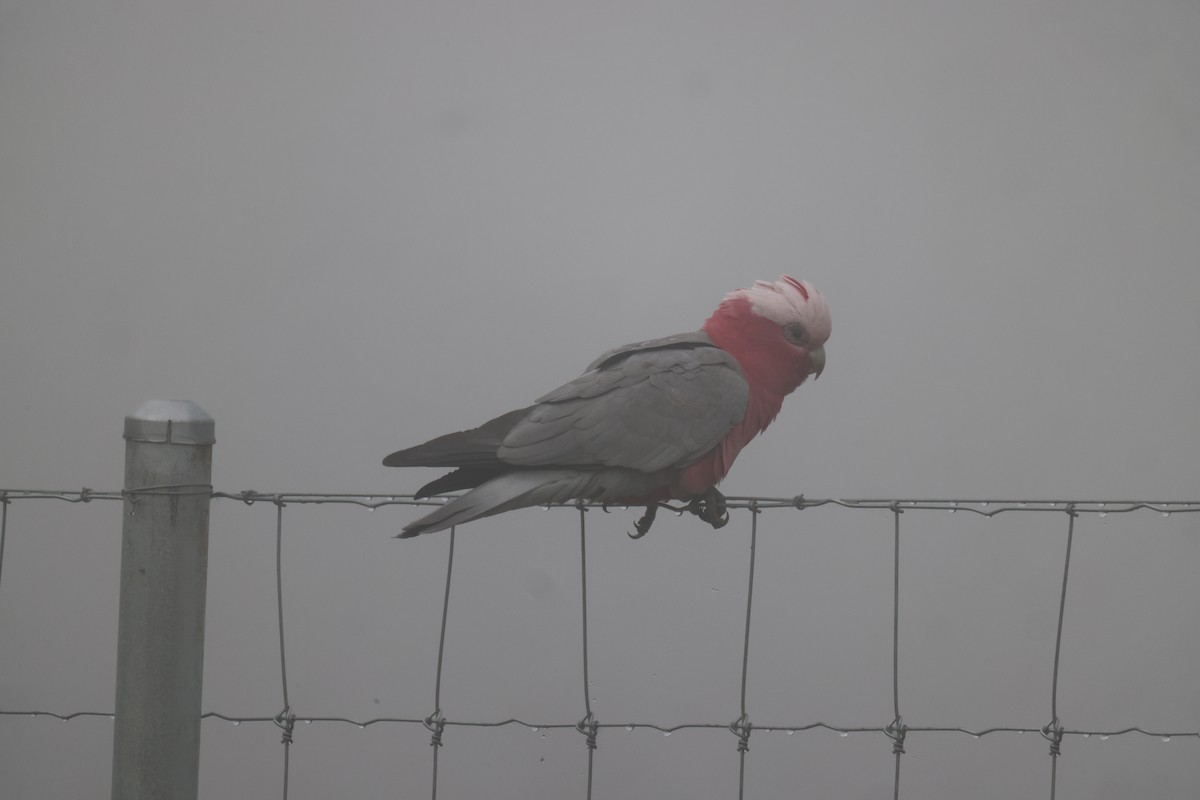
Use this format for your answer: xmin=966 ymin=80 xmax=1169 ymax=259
xmin=1099 ymin=734 xmax=1109 ymax=741
xmin=625 ymin=725 xmax=633 ymax=732
xmin=838 ymin=731 xmax=849 ymax=738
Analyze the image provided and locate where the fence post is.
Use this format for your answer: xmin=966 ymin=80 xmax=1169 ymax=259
xmin=111 ymin=400 xmax=214 ymax=800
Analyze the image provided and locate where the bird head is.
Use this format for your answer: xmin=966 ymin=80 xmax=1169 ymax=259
xmin=704 ymin=275 xmax=831 ymax=393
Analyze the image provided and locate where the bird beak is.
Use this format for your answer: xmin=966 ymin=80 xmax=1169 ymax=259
xmin=809 ymin=344 xmax=826 ymax=380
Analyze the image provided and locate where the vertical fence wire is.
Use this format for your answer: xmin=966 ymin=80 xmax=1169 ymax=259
xmin=272 ymin=498 xmax=296 ymax=800
xmin=885 ymin=505 xmax=907 ymax=800
xmin=0 ymin=494 xmax=8 ymax=598
xmin=1043 ymin=506 xmax=1076 ymax=800
xmin=576 ymin=505 xmax=598 ymax=799
xmin=731 ymin=502 xmax=760 ymax=800
xmin=426 ymin=526 xmax=456 ymax=800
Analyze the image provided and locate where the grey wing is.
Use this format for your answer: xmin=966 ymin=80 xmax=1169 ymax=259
xmin=497 ymin=334 xmax=748 ymax=473
xmin=581 ymin=331 xmax=728 ymax=372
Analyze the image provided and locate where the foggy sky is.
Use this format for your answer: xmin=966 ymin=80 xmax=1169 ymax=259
xmin=2 ymin=2 xmax=1199 ymax=798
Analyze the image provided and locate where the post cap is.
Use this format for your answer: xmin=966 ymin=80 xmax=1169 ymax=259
xmin=124 ymin=399 xmax=215 ymax=444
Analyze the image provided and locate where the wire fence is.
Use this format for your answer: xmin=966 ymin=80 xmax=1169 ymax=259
xmin=2 ymin=489 xmax=1200 ymax=799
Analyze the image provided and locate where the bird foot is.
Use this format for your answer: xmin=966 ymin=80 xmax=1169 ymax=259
xmin=628 ymin=490 xmax=728 ymax=538
xmin=688 ymin=488 xmax=729 ymax=530
xmin=629 ymin=504 xmax=658 ymax=539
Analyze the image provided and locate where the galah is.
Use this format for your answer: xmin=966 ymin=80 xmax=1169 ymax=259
xmin=385 ymin=275 xmax=830 ymax=537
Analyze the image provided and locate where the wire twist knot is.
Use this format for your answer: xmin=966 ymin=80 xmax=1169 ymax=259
xmin=1041 ymin=719 xmax=1064 ymax=757
xmin=885 ymin=716 xmax=908 ymax=755
xmin=729 ymin=714 xmax=752 ymax=753
xmin=576 ymin=712 xmax=599 ymax=751
xmin=273 ymin=706 xmax=296 ymax=745
xmin=424 ymin=710 xmax=446 ymax=748
xmin=791 ymin=495 xmax=806 ymax=509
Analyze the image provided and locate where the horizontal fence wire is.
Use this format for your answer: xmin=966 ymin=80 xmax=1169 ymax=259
xmin=2 ymin=489 xmax=1200 ymax=800
xmin=5 ymin=488 xmax=1199 ymax=515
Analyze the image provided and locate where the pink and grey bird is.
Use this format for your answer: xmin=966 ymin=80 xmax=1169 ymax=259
xmin=385 ymin=276 xmax=830 ymax=537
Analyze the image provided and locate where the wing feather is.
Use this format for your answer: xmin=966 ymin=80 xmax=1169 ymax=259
xmin=498 ymin=333 xmax=748 ymax=473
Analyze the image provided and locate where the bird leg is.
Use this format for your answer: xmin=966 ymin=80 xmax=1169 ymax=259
xmin=688 ymin=488 xmax=729 ymax=529
xmin=629 ymin=489 xmax=728 ymax=538
xmin=629 ymin=504 xmax=658 ymax=539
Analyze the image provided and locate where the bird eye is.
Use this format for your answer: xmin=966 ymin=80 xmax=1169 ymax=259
xmin=783 ymin=323 xmax=807 ymax=345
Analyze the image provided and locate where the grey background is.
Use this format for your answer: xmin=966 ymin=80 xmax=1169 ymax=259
xmin=2 ymin=2 xmax=1199 ymax=798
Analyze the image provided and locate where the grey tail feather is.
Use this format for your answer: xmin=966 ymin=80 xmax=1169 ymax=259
xmin=383 ymin=407 xmax=531 ymax=468
xmin=413 ymin=466 xmax=506 ymax=499
xmin=397 ymin=470 xmax=592 ymax=537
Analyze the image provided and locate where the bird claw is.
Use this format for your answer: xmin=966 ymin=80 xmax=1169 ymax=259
xmin=629 ymin=505 xmax=658 ymax=539
xmin=628 ymin=490 xmax=727 ymax=538
xmin=688 ymin=489 xmax=730 ymax=530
